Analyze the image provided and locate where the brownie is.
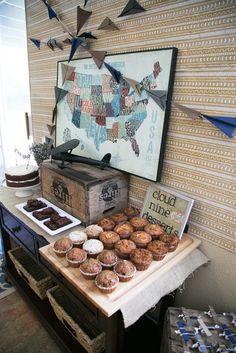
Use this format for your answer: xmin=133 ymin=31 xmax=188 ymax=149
xmin=54 ymin=216 xmax=72 ymax=228
xmin=44 ymin=220 xmax=58 ymax=231
xmin=32 ymin=207 xmax=56 ymax=221
xmin=50 ymin=212 xmax=60 ymax=222
xmin=23 ymin=199 xmax=47 ymax=212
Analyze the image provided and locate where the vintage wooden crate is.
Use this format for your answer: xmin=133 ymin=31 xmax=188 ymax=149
xmin=47 ymin=286 xmax=105 ymax=353
xmin=8 ymin=247 xmax=54 ymax=299
xmin=40 ymin=161 xmax=128 ymax=226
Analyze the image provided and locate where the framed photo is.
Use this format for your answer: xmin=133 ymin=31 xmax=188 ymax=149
xmin=56 ymin=48 xmax=177 ymax=181
xmin=141 ymin=183 xmax=194 ymax=239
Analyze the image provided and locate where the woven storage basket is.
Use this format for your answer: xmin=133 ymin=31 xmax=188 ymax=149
xmin=8 ymin=247 xmax=54 ymax=299
xmin=47 ymin=286 xmax=105 ymax=353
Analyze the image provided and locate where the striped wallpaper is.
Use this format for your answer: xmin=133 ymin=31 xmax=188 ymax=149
xmin=25 ymin=0 xmax=236 ymax=252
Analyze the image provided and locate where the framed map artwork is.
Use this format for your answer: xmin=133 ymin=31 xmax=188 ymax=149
xmin=56 ymin=48 xmax=177 ymax=181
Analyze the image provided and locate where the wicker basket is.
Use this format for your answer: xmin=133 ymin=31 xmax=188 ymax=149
xmin=8 ymin=247 xmax=54 ymax=299
xmin=47 ymin=286 xmax=105 ymax=353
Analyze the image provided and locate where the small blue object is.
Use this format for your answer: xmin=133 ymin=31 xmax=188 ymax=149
xmin=47 ymin=4 xmax=58 ymax=20
xmin=222 ymin=324 xmax=236 ymax=344
xmin=30 ymin=38 xmax=41 ymax=49
xmin=68 ymin=38 xmax=83 ymax=63
xmin=202 ymin=114 xmax=236 ymax=138
xmin=104 ymin=62 xmax=122 ymax=83
xmin=177 ymin=321 xmax=190 ymax=343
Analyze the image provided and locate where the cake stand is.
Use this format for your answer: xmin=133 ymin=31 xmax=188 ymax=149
xmin=2 ymin=181 xmax=41 ymax=198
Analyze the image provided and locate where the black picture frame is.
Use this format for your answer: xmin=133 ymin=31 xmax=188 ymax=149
xmin=56 ymin=47 xmax=177 ymax=181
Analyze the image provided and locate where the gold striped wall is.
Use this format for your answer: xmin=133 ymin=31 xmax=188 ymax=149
xmin=26 ymin=0 xmax=236 ymax=253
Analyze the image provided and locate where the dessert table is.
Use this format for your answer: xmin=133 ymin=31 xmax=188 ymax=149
xmin=0 ymin=186 xmax=209 ymax=352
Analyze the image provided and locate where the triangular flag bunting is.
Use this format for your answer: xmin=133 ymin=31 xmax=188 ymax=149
xmin=124 ymin=77 xmax=142 ymax=95
xmin=47 ymin=124 xmax=56 ymax=136
xmin=97 ymin=17 xmax=119 ymax=31
xmin=47 ymin=4 xmax=58 ymax=20
xmin=104 ymin=62 xmax=122 ymax=83
xmin=84 ymin=0 xmax=89 ymax=6
xmin=61 ymin=63 xmax=75 ymax=85
xmin=68 ymin=37 xmax=83 ymax=62
xmin=173 ymin=103 xmax=202 ymax=120
xmin=30 ymin=38 xmax=41 ymax=49
xmin=55 ymin=86 xmax=68 ymax=102
xmin=52 ymin=105 xmax=57 ymax=124
xmin=78 ymin=32 xmax=97 ymax=39
xmin=202 ymin=114 xmax=236 ymax=138
xmin=145 ymin=89 xmax=167 ymax=110
xmin=118 ymin=0 xmax=146 ymax=17
xmin=86 ymin=49 xmax=106 ymax=69
xmin=47 ymin=38 xmax=63 ymax=51
xmin=76 ymin=6 xmax=92 ymax=35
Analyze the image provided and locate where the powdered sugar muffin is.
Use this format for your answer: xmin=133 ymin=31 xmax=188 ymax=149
xmin=69 ymin=230 xmax=87 ymax=247
xmin=84 ymin=224 xmax=103 ymax=239
xmin=82 ymin=239 xmax=104 ymax=257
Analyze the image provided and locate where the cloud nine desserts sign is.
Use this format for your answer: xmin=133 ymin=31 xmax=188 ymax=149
xmin=141 ymin=183 xmax=194 ymax=239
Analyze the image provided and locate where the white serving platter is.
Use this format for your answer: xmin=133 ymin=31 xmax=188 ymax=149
xmin=15 ymin=197 xmax=81 ymax=236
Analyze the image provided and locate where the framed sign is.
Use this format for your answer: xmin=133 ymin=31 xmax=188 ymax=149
xmin=141 ymin=183 xmax=194 ymax=239
xmin=56 ymin=48 xmax=177 ymax=181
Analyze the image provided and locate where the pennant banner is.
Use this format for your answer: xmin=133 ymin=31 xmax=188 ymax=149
xmin=118 ymin=0 xmax=146 ymax=17
xmin=124 ymin=76 xmax=142 ymax=96
xmin=47 ymin=124 xmax=56 ymax=136
xmin=104 ymin=62 xmax=122 ymax=83
xmin=87 ymin=49 xmax=107 ymax=69
xmin=61 ymin=63 xmax=75 ymax=85
xmin=98 ymin=17 xmax=119 ymax=31
xmin=145 ymin=89 xmax=167 ymax=110
xmin=68 ymin=37 xmax=83 ymax=62
xmin=55 ymin=87 xmax=68 ymax=102
xmin=76 ymin=6 xmax=92 ymax=35
xmin=30 ymin=38 xmax=41 ymax=49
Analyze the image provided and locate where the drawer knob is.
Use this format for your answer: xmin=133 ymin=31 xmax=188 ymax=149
xmin=11 ymin=225 xmax=21 ymax=233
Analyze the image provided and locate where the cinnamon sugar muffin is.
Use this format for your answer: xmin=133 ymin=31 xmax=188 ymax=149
xmin=114 ymin=223 xmax=134 ymax=239
xmin=66 ymin=248 xmax=87 ymax=267
xmin=130 ymin=231 xmax=152 ymax=248
xmin=80 ymin=258 xmax=102 ymax=279
xmin=53 ymin=238 xmax=73 ymax=257
xmin=144 ymin=223 xmax=164 ymax=240
xmin=110 ymin=213 xmax=128 ymax=224
xmin=147 ymin=240 xmax=168 ymax=261
xmin=114 ymin=239 xmax=136 ymax=259
xmin=123 ymin=207 xmax=140 ymax=219
xmin=129 ymin=217 xmax=148 ymax=231
xmin=84 ymin=224 xmax=103 ymax=239
xmin=114 ymin=260 xmax=136 ymax=282
xmin=159 ymin=234 xmax=179 ymax=252
xmin=97 ymin=218 xmax=115 ymax=231
xmin=130 ymin=248 xmax=153 ymax=271
xmin=99 ymin=231 xmax=120 ymax=249
xmin=95 ymin=270 xmax=119 ymax=293
xmin=97 ymin=250 xmax=118 ymax=269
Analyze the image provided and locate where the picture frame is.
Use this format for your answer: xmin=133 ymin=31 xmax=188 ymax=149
xmin=56 ymin=47 xmax=177 ymax=181
xmin=140 ymin=183 xmax=194 ymax=239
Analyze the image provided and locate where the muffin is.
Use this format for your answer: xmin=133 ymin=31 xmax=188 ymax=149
xmin=130 ymin=217 xmax=148 ymax=231
xmin=147 ymin=240 xmax=168 ymax=261
xmin=144 ymin=223 xmax=164 ymax=240
xmin=130 ymin=231 xmax=152 ymax=248
xmin=123 ymin=207 xmax=140 ymax=219
xmin=99 ymin=231 xmax=120 ymax=250
xmin=130 ymin=248 xmax=153 ymax=271
xmin=114 ymin=239 xmax=136 ymax=259
xmin=114 ymin=260 xmax=136 ymax=282
xmin=66 ymin=248 xmax=87 ymax=267
xmin=97 ymin=250 xmax=118 ymax=269
xmin=80 ymin=258 xmax=102 ymax=279
xmin=84 ymin=224 xmax=103 ymax=239
xmin=159 ymin=234 xmax=179 ymax=252
xmin=69 ymin=230 xmax=87 ymax=247
xmin=97 ymin=218 xmax=115 ymax=231
xmin=110 ymin=213 xmax=128 ymax=224
xmin=82 ymin=239 xmax=104 ymax=257
xmin=53 ymin=237 xmax=73 ymax=257
xmin=95 ymin=270 xmax=119 ymax=293
xmin=114 ymin=223 xmax=134 ymax=239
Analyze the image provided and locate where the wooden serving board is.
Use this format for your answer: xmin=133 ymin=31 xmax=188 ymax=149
xmin=39 ymin=235 xmax=201 ymax=317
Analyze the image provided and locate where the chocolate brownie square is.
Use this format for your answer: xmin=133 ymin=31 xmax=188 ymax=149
xmin=54 ymin=216 xmax=72 ymax=228
xmin=44 ymin=220 xmax=59 ymax=231
xmin=23 ymin=199 xmax=47 ymax=212
xmin=32 ymin=207 xmax=56 ymax=221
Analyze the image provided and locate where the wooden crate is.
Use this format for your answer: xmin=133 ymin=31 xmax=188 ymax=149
xmin=8 ymin=247 xmax=54 ymax=299
xmin=40 ymin=161 xmax=128 ymax=226
xmin=47 ymin=286 xmax=105 ymax=353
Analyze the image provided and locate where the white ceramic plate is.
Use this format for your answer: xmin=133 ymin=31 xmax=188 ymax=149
xmin=15 ymin=197 xmax=81 ymax=236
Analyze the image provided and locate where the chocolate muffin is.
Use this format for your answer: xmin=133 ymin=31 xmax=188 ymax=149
xmin=99 ymin=231 xmax=120 ymax=250
xmin=114 ymin=260 xmax=136 ymax=282
xmin=85 ymin=224 xmax=103 ymax=239
xmin=159 ymin=234 xmax=179 ymax=252
xmin=53 ymin=237 xmax=73 ymax=257
xmin=123 ymin=207 xmax=140 ymax=219
xmin=114 ymin=239 xmax=136 ymax=259
xmin=110 ymin=213 xmax=128 ymax=224
xmin=130 ymin=248 xmax=153 ymax=271
xmin=80 ymin=258 xmax=102 ymax=279
xmin=114 ymin=223 xmax=134 ymax=239
xmin=97 ymin=250 xmax=118 ymax=269
xmin=98 ymin=218 xmax=115 ymax=231
xmin=147 ymin=240 xmax=168 ymax=261
xmin=144 ymin=223 xmax=164 ymax=240
xmin=66 ymin=248 xmax=87 ymax=267
xmin=95 ymin=270 xmax=119 ymax=293
xmin=130 ymin=217 xmax=148 ymax=231
xmin=130 ymin=231 xmax=152 ymax=248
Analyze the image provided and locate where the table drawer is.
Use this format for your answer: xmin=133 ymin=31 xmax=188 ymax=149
xmin=1 ymin=207 xmax=36 ymax=256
